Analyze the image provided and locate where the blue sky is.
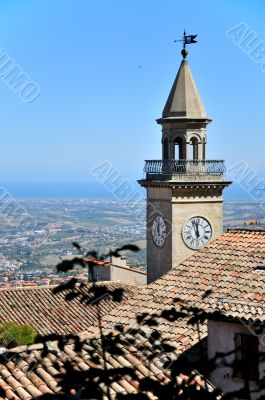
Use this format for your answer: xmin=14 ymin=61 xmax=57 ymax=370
xmin=0 ymin=0 xmax=265 ymax=191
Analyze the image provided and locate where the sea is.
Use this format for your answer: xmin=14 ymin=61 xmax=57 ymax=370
xmin=1 ymin=182 xmax=122 ymax=200
xmin=0 ymin=181 xmax=255 ymax=201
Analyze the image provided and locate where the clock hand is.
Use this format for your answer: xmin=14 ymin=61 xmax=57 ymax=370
xmin=191 ymin=220 xmax=199 ymax=238
xmin=195 ymin=221 xmax=200 ymax=239
xmin=157 ymin=219 xmax=160 ymax=235
xmin=191 ymin=220 xmax=199 ymax=239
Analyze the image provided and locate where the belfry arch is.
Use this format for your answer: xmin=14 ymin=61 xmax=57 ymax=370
xmin=190 ymin=137 xmax=199 ymax=160
xmin=174 ymin=137 xmax=184 ymax=160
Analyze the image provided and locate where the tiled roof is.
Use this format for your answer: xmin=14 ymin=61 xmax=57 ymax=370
xmin=0 ymin=282 xmax=137 ymax=335
xmin=103 ymin=229 xmax=265 ymax=349
xmin=0 ymin=229 xmax=264 ymax=398
xmin=0 ymin=331 xmax=219 ymax=400
xmin=85 ymin=257 xmax=110 ymax=266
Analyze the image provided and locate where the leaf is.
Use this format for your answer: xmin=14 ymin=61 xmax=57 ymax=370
xmin=118 ymin=244 xmax=140 ymax=252
xmin=173 ymin=296 xmax=186 ymax=303
xmin=72 ymin=242 xmax=81 ymax=250
xmin=114 ymin=324 xmax=124 ymax=333
xmin=137 ymin=313 xmax=149 ymax=324
xmin=65 ymin=291 xmax=80 ymax=301
xmin=52 ymin=278 xmax=78 ymax=294
xmin=160 ymin=308 xmax=187 ymax=322
xmin=111 ymin=288 xmax=124 ymax=302
xmin=56 ymin=257 xmax=85 ymax=272
xmin=157 ymin=343 xmax=175 ymax=353
xmin=187 ymin=310 xmax=208 ymax=325
xmin=150 ymin=330 xmax=161 ymax=341
xmin=109 ymin=244 xmax=140 ymax=257
xmin=85 ymin=250 xmax=98 ymax=258
xmin=202 ymin=289 xmax=213 ymax=299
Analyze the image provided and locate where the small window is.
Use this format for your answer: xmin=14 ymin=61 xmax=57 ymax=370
xmin=235 ymin=333 xmax=259 ymax=381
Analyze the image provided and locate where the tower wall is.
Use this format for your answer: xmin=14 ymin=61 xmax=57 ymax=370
xmin=171 ymin=192 xmax=223 ymax=267
xmin=145 ymin=183 xmax=224 ymax=283
xmin=146 ymin=187 xmax=172 ymax=283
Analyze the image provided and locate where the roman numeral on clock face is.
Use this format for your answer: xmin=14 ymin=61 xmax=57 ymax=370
xmin=152 ymin=215 xmax=167 ymax=247
xmin=182 ymin=216 xmax=212 ymax=250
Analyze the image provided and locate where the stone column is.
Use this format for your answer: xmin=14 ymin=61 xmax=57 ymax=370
xmin=168 ymin=139 xmax=174 ymax=159
xmin=185 ymin=142 xmax=190 ymax=160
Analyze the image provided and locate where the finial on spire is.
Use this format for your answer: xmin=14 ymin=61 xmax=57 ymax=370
xmin=174 ymin=31 xmax=198 ymax=59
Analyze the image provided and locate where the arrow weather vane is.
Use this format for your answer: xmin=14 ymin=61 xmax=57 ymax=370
xmin=174 ymin=30 xmax=198 ymax=59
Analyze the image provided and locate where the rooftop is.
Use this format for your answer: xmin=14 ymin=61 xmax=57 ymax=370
xmin=0 ymin=282 xmax=138 ymax=335
xmin=161 ymin=59 xmax=209 ymax=121
xmin=0 ymin=331 xmax=218 ymax=400
xmin=0 ymin=229 xmax=265 ymax=398
xmin=103 ymin=229 xmax=265 ymax=348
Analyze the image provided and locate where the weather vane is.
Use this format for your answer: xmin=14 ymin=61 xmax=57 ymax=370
xmin=174 ymin=30 xmax=197 ymax=59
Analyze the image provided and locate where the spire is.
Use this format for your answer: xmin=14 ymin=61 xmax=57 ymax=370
xmin=162 ymin=59 xmax=209 ymax=120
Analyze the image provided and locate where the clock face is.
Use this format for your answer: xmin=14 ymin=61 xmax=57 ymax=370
xmin=152 ymin=215 xmax=166 ymax=247
xmin=182 ymin=216 xmax=212 ymax=250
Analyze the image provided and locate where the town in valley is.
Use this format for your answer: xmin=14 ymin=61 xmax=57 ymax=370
xmin=0 ymin=197 xmax=263 ymax=288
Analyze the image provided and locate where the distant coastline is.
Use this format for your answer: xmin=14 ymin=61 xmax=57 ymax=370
xmin=0 ymin=181 xmax=258 ymax=201
xmin=1 ymin=181 xmax=137 ymax=200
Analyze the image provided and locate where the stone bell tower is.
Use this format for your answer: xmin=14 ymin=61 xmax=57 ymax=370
xmin=139 ymin=44 xmax=231 ymax=284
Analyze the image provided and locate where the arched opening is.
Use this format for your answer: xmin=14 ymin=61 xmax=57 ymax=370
xmin=174 ymin=137 xmax=184 ymax=160
xmin=190 ymin=137 xmax=198 ymax=160
xmin=163 ymin=138 xmax=169 ymax=160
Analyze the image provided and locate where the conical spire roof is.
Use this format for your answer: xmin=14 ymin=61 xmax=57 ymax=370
xmin=162 ymin=59 xmax=208 ymax=120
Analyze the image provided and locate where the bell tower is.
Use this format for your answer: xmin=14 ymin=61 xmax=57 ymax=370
xmin=139 ymin=42 xmax=231 ymax=284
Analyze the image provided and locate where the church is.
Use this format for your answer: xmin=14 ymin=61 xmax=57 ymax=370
xmin=0 ymin=40 xmax=264 ymax=399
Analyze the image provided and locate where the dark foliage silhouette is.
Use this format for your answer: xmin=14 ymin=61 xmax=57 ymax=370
xmin=0 ymin=242 xmax=264 ymax=399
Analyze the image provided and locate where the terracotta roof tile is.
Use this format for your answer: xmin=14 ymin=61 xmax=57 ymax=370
xmin=101 ymin=229 xmax=265 ymax=350
xmin=0 ymin=335 xmax=217 ymax=399
xmin=0 ymin=229 xmax=264 ymax=398
xmin=0 ymin=282 xmax=137 ymax=335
